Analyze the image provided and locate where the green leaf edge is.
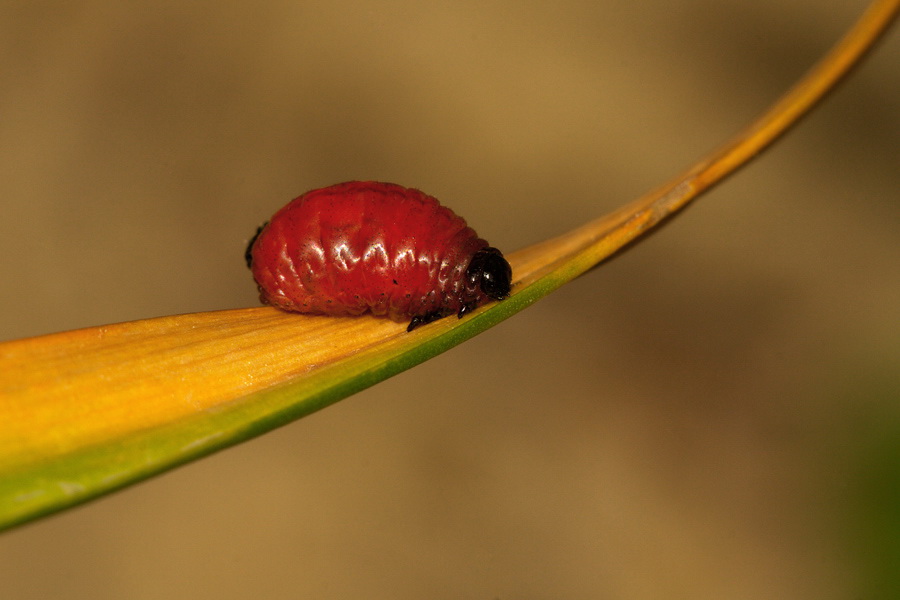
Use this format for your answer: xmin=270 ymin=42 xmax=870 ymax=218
xmin=0 ymin=268 xmax=565 ymax=532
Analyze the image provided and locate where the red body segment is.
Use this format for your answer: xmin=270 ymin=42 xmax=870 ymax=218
xmin=248 ymin=181 xmax=497 ymax=325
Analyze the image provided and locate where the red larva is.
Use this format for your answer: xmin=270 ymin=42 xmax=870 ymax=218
xmin=246 ymin=181 xmax=512 ymax=331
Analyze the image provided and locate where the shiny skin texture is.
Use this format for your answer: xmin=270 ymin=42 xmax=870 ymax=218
xmin=247 ymin=181 xmax=512 ymax=331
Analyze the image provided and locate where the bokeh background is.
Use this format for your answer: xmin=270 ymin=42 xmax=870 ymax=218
xmin=1 ymin=1 xmax=898 ymax=598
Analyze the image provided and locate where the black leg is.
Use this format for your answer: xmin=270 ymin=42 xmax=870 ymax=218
xmin=407 ymin=310 xmax=446 ymax=332
xmin=457 ymin=301 xmax=478 ymax=319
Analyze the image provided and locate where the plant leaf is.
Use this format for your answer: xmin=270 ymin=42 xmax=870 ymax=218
xmin=1 ymin=0 xmax=896 ymax=533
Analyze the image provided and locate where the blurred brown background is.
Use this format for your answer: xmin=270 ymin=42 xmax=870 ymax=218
xmin=1 ymin=0 xmax=898 ymax=598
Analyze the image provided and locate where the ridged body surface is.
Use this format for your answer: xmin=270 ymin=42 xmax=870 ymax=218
xmin=248 ymin=181 xmax=493 ymax=323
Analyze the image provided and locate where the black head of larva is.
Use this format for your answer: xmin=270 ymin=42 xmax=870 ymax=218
xmin=408 ymin=247 xmax=512 ymax=332
xmin=467 ymin=246 xmax=512 ymax=301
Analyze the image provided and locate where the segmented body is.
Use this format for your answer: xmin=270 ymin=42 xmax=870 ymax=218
xmin=246 ymin=181 xmax=511 ymax=330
